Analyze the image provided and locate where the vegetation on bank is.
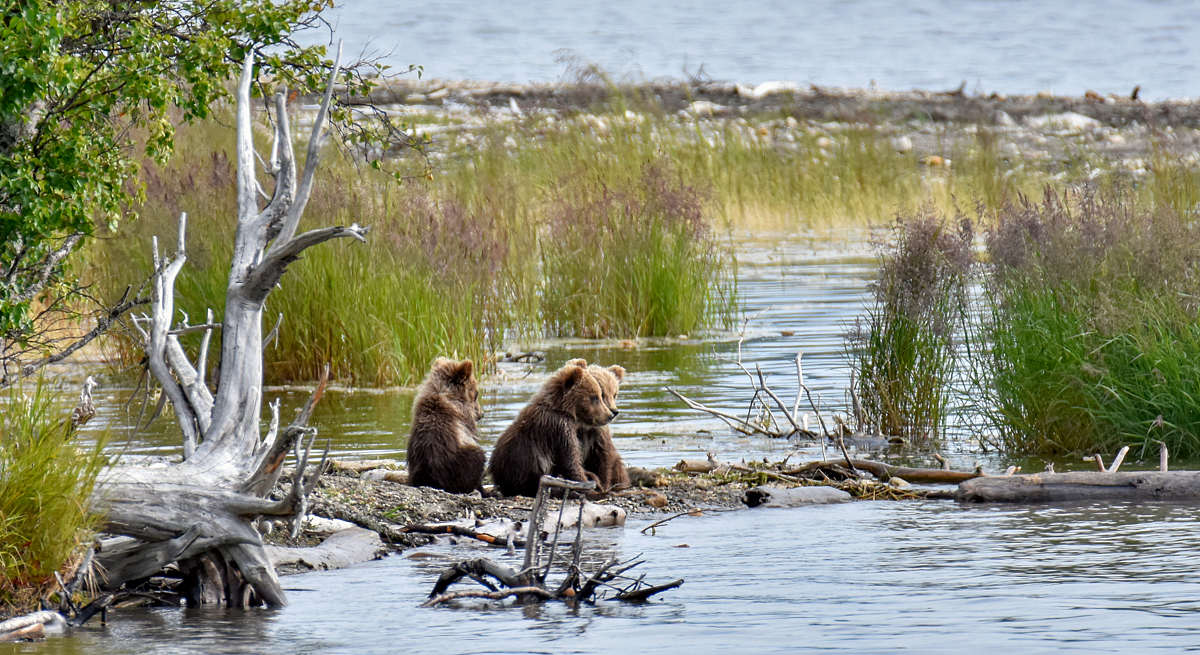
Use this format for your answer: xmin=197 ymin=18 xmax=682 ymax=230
xmin=0 ymin=381 xmax=108 ymax=613
xmin=88 ymin=81 xmax=1200 ymax=387
xmin=92 ymin=115 xmax=737 ymax=385
xmin=979 ymin=188 xmax=1200 ymax=458
xmin=851 ymin=176 xmax=1200 ymax=458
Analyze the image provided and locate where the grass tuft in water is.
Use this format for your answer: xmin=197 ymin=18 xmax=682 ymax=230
xmin=0 ymin=380 xmax=108 ymax=612
xmin=978 ymin=186 xmax=1200 ymax=457
xmin=847 ymin=210 xmax=975 ymax=443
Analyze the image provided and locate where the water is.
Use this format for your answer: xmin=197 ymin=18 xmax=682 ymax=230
xmin=299 ymin=0 xmax=1200 ymax=100
xmin=82 ymin=234 xmax=900 ymax=470
xmin=11 ymin=502 xmax=1200 ymax=654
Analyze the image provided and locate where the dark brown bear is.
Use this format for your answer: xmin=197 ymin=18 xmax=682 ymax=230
xmin=488 ymin=361 xmax=616 ymax=497
xmin=406 ymin=358 xmax=486 ymax=494
xmin=566 ymin=359 xmax=630 ymax=491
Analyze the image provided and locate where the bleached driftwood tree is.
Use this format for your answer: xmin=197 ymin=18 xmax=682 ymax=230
xmin=90 ymin=45 xmax=365 ymax=608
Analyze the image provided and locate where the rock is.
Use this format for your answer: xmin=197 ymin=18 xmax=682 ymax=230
xmin=1024 ymin=111 xmax=1101 ymax=132
xmin=994 ymin=110 xmax=1016 ymax=127
xmin=815 ymin=136 xmax=833 ymax=149
xmin=737 ymin=81 xmax=802 ymax=99
xmin=627 ymin=466 xmax=667 ymax=488
xmin=644 ymin=492 xmax=669 ymax=508
xmin=892 ymin=136 xmax=913 ymax=153
xmin=304 ymin=515 xmax=359 ymax=535
xmin=743 ymin=486 xmax=851 ymax=508
xmin=684 ymin=100 xmax=728 ymax=117
xmin=362 ymin=469 xmax=408 ymax=484
xmin=556 ymin=501 xmax=627 ymax=529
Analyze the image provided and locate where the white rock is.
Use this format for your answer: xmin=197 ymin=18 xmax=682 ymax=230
xmin=892 ymin=136 xmax=913 ymax=153
xmin=739 ymin=81 xmax=802 ymax=99
xmin=304 ymin=516 xmax=358 ymax=535
xmin=816 ymin=136 xmax=833 ymax=149
xmin=1024 ymin=111 xmax=1101 ymax=132
xmin=556 ymin=502 xmax=627 ymax=529
xmin=994 ymin=111 xmax=1016 ymax=127
xmin=685 ymin=100 xmax=728 ymax=117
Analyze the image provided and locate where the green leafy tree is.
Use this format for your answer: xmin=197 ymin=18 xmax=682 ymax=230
xmin=0 ymin=0 xmax=383 ymax=385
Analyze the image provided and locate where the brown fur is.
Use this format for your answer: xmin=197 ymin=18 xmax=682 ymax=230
xmin=406 ymin=358 xmax=485 ymax=494
xmin=488 ymin=362 xmax=616 ymax=497
xmin=575 ymin=361 xmax=629 ymax=491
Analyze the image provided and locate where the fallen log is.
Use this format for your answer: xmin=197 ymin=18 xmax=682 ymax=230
xmin=787 ymin=459 xmax=984 ymax=484
xmin=956 ymin=471 xmax=1200 ymax=503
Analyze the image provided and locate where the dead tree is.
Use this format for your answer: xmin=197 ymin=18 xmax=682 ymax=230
xmin=88 ymin=45 xmax=364 ymax=608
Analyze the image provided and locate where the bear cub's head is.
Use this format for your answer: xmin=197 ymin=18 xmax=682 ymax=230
xmin=423 ymin=357 xmax=482 ymax=421
xmin=565 ymin=359 xmax=625 ymax=422
xmin=554 ymin=360 xmax=617 ymax=427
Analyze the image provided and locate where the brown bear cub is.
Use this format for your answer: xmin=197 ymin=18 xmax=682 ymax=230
xmin=566 ymin=359 xmax=630 ymax=491
xmin=488 ymin=361 xmax=616 ymax=497
xmin=406 ymin=358 xmax=486 ymax=494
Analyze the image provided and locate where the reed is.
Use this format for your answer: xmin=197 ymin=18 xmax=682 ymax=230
xmin=92 ymin=111 xmax=736 ymax=385
xmin=977 ymin=186 xmax=1200 ymax=457
xmin=846 ymin=210 xmax=975 ymax=442
xmin=0 ymin=380 xmax=108 ymax=611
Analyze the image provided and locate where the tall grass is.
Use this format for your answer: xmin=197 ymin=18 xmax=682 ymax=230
xmin=541 ymin=162 xmax=736 ymax=337
xmin=0 ymin=380 xmax=108 ymax=611
xmin=978 ymin=187 xmax=1200 ymax=457
xmin=846 ymin=211 xmax=974 ymax=442
xmin=91 ymin=111 xmax=737 ymax=385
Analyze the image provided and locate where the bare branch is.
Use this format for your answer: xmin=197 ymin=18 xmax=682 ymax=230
xmin=241 ymin=224 xmax=368 ymax=303
xmin=269 ymin=42 xmax=343 ymax=254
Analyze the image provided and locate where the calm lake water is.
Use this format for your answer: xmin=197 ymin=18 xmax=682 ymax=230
xmin=10 ymin=502 xmax=1200 ymax=654
xmin=299 ymin=0 xmax=1200 ymax=99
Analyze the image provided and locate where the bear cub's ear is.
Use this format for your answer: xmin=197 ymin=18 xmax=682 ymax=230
xmin=565 ymin=358 xmax=588 ymax=368
xmin=560 ymin=364 xmax=586 ymax=390
xmin=452 ymin=359 xmax=474 ymax=382
xmin=608 ymin=365 xmax=626 ymax=383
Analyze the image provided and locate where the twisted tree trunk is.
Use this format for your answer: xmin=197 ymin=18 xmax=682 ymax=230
xmin=90 ymin=45 xmax=366 ymax=608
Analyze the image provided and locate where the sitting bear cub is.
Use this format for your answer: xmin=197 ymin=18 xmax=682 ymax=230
xmin=488 ymin=361 xmax=616 ymax=497
xmin=406 ymin=358 xmax=486 ymax=494
xmin=566 ymin=359 xmax=629 ymax=491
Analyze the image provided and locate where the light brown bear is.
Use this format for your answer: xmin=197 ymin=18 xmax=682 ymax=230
xmin=488 ymin=361 xmax=615 ymax=497
xmin=406 ymin=358 xmax=486 ymax=494
xmin=566 ymin=358 xmax=630 ymax=491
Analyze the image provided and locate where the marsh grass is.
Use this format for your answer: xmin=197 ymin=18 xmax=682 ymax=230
xmin=93 ymin=111 xmax=736 ymax=384
xmin=978 ymin=187 xmax=1200 ymax=457
xmin=847 ymin=211 xmax=975 ymax=442
xmin=0 ymin=380 xmax=108 ymax=611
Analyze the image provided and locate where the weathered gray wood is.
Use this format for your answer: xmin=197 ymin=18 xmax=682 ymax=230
xmin=956 ymin=471 xmax=1200 ymax=503
xmin=744 ymin=486 xmax=852 ymax=507
xmin=265 ymin=527 xmax=386 ymax=575
xmin=89 ymin=44 xmax=358 ymax=609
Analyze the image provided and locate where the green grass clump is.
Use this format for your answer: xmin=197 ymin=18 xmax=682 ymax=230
xmin=0 ymin=380 xmax=108 ymax=611
xmin=847 ymin=210 xmax=974 ymax=442
xmin=541 ymin=162 xmax=736 ymax=337
xmin=978 ymin=187 xmax=1200 ymax=457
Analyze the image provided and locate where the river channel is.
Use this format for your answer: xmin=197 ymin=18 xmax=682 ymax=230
xmin=12 ymin=234 xmax=1200 ymax=653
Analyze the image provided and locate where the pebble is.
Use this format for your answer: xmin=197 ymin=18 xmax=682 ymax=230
xmin=891 ymin=136 xmax=913 ymax=153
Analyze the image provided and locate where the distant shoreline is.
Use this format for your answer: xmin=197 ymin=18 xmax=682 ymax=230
xmin=340 ymin=78 xmax=1200 ymax=128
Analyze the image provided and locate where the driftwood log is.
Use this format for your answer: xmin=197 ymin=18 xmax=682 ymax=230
xmin=956 ymin=470 xmax=1200 ymax=503
xmin=87 ymin=46 xmax=364 ymax=609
